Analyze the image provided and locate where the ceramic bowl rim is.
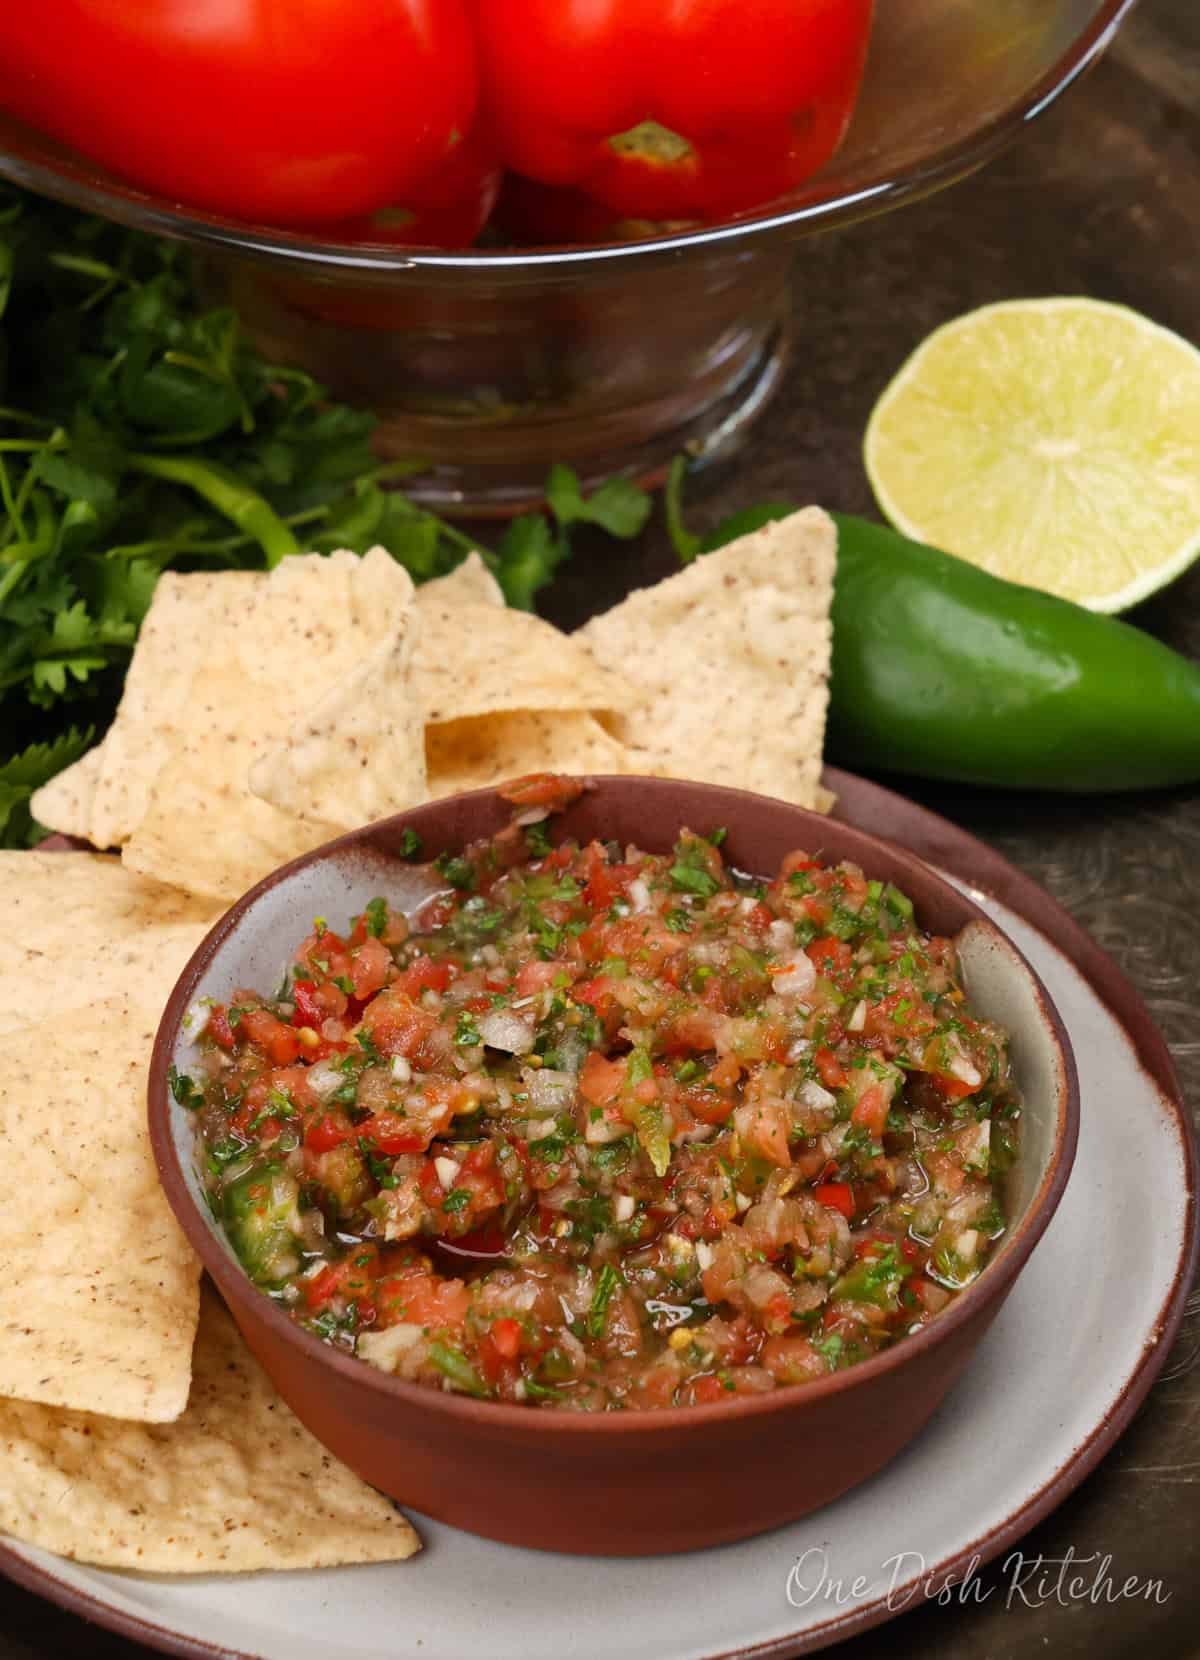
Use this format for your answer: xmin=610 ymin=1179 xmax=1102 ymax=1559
xmin=149 ymin=775 xmax=1080 ymax=1437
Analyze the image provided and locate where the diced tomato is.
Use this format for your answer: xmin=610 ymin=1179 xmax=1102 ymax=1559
xmin=781 ymin=852 xmax=819 ymax=878
xmin=572 ymin=975 xmax=614 ymax=1013
xmin=359 ymin=987 xmax=437 ymax=1058
xmin=930 ymin=1073 xmax=976 ymax=1103
xmin=690 ymin=1374 xmax=726 ymax=1404
xmin=813 ymin=1181 xmax=855 ymax=1219
xmin=208 ymin=1004 xmax=236 ymax=1050
xmin=807 ymin=938 xmax=853 ymax=977
xmin=350 ymin=935 xmax=392 ymax=1000
xmin=814 ymin=1046 xmax=848 ymax=1090
xmin=850 ymin=1085 xmax=888 ymax=1139
xmin=376 ymin=1269 xmax=469 ymax=1331
xmin=305 ymin=1112 xmax=359 ymax=1154
xmin=490 ymin=1317 xmax=522 ymax=1359
xmin=746 ymin=902 xmax=774 ymax=934
xmin=514 ymin=959 xmax=566 ymax=998
xmin=303 ymin=1249 xmax=377 ymax=1313
xmin=497 ymin=772 xmax=584 ymax=811
xmin=362 ymin=1111 xmax=425 ymax=1155
xmin=579 ymin=1050 xmax=625 ymax=1107
xmin=238 ymin=1006 xmax=301 ymax=1065
xmin=291 ymin=980 xmax=325 ymax=1030
xmin=393 ymin=957 xmax=453 ymax=998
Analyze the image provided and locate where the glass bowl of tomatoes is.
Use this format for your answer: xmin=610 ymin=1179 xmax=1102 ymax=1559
xmin=0 ymin=0 xmax=1135 ymax=513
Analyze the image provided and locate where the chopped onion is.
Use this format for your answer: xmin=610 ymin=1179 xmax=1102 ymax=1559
xmin=524 ymin=1068 xmax=575 ymax=1112
xmin=514 ymin=805 xmax=551 ymax=826
xmin=947 ymin=1048 xmax=983 ymax=1088
xmin=358 ymin=1324 xmax=423 ymax=1373
xmin=390 ymin=1055 xmax=412 ymax=1084
xmin=629 ymin=876 xmax=653 ymax=914
xmin=734 ymin=1191 xmax=752 ymax=1213
xmin=477 ymin=1009 xmax=536 ymax=1055
xmin=695 ymin=1240 xmax=715 ymax=1271
xmin=767 ymin=920 xmax=794 ymax=956
xmin=770 ymin=955 xmax=816 ymax=998
xmin=613 ymin=1194 xmax=636 ymax=1223
xmin=434 ymin=1155 xmax=461 ymax=1188
xmin=956 ymin=1229 xmax=980 ymax=1262
xmin=307 ymin=1059 xmax=347 ymax=1102
xmin=798 ymin=1078 xmax=837 ymax=1112
xmin=585 ymin=1114 xmax=626 ymax=1146
xmin=182 ymin=999 xmax=210 ymax=1041
xmin=847 ymin=999 xmax=868 ymax=1033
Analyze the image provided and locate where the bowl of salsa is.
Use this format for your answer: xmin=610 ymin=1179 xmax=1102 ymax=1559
xmin=150 ymin=775 xmax=1078 ymax=1555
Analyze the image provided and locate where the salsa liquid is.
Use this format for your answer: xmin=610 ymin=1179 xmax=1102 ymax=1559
xmin=181 ymin=787 xmax=1020 ymax=1409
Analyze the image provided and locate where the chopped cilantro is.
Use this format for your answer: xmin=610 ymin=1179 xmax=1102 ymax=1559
xmin=364 ymin=897 xmax=389 ymax=937
xmin=397 ymin=829 xmax=422 ymax=860
xmin=455 ymin=1010 xmax=482 ymax=1048
xmin=588 ymin=1263 xmax=622 ymax=1338
xmin=167 ymin=1066 xmax=204 ymax=1112
xmin=442 ymin=1187 xmax=471 ymax=1215
xmin=434 ymin=852 xmax=475 ymax=891
xmin=665 ymin=908 xmax=693 ymax=934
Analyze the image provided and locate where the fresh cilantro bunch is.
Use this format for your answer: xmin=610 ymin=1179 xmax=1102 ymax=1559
xmin=0 ymin=187 xmax=651 ymax=846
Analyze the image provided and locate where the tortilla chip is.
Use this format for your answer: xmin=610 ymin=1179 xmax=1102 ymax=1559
xmin=0 ymin=996 xmax=200 ymax=1420
xmin=418 ymin=550 xmax=503 ymax=609
xmin=248 ymin=551 xmax=426 ymax=833
xmin=123 ymin=549 xmax=424 ymax=901
xmin=89 ymin=571 xmax=262 ymax=851
xmin=0 ymin=1285 xmax=421 ymax=1571
xmin=576 ymin=509 xmax=836 ymax=809
xmin=0 ymin=852 xmax=221 ymax=1039
xmin=28 ymin=742 xmax=104 ymax=842
xmin=414 ymin=599 xmax=635 ymax=726
xmin=427 ymin=709 xmax=629 ymax=797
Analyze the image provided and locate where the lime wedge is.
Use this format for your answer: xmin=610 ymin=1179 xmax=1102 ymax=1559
xmin=864 ymin=298 xmax=1200 ymax=612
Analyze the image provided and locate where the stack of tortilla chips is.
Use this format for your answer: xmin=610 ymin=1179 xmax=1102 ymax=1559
xmin=1 ymin=509 xmax=835 ymax=1574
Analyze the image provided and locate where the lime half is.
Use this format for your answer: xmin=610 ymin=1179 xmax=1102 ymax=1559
xmin=864 ymin=297 xmax=1200 ymax=612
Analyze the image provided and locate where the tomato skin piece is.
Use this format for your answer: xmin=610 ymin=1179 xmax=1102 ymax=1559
xmin=0 ymin=1 xmax=478 ymax=226
xmin=475 ymin=0 xmax=873 ymax=221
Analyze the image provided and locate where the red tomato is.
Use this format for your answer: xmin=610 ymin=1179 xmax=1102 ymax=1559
xmin=807 ymin=938 xmax=853 ymax=977
xmin=305 ymin=1113 xmax=359 ymax=1154
xmin=475 ymin=0 xmax=873 ymax=222
xmin=813 ymin=1182 xmax=855 ymax=1219
xmin=578 ymin=1051 xmax=625 ymax=1107
xmin=359 ymin=988 xmax=437 ymax=1059
xmin=850 ymin=1085 xmax=888 ymax=1140
xmin=814 ymin=1047 xmax=848 ymax=1090
xmin=497 ymin=773 xmax=586 ymax=811
xmin=238 ymin=1007 xmax=301 ymax=1066
xmin=208 ymin=1005 xmax=236 ymax=1050
xmin=0 ymin=2 xmax=479 ymax=225
xmin=393 ymin=958 xmax=454 ymax=999
xmin=363 ymin=1112 xmax=427 ymax=1156
xmin=350 ymin=937 xmax=392 ymax=1002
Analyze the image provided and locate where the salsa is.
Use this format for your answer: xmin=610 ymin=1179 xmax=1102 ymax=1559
xmin=180 ymin=779 xmax=1021 ymax=1411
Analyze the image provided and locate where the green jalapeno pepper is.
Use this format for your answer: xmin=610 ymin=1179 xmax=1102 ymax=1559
xmin=828 ymin=514 xmax=1200 ymax=793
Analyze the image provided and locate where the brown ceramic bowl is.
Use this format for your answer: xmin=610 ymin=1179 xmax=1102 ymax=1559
xmin=149 ymin=777 xmax=1078 ymax=1557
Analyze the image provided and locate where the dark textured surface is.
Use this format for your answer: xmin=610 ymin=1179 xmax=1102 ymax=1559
xmin=2 ymin=0 xmax=1198 ymax=1653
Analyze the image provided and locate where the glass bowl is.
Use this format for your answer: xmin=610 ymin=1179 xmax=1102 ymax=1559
xmin=0 ymin=0 xmax=1136 ymax=513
